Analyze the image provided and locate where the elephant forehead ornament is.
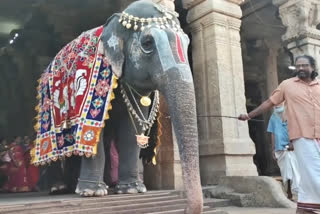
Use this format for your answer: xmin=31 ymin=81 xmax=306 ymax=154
xmin=118 ymin=4 xmax=181 ymax=32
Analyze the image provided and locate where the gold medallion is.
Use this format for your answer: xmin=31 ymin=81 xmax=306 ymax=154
xmin=136 ymin=134 xmax=149 ymax=148
xmin=140 ymin=96 xmax=151 ymax=107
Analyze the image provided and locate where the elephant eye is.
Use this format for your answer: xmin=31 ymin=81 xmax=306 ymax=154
xmin=140 ymin=35 xmax=154 ymax=54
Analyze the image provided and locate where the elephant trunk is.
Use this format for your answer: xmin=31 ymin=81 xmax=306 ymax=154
xmin=157 ymin=67 xmax=203 ymax=214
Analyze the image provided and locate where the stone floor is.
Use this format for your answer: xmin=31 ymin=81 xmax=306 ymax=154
xmin=0 ymin=191 xmax=222 ymax=214
xmin=219 ymin=207 xmax=296 ymax=214
xmin=0 ymin=191 xmax=297 ymax=214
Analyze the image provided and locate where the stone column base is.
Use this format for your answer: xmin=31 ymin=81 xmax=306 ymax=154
xmin=203 ymin=176 xmax=296 ymax=208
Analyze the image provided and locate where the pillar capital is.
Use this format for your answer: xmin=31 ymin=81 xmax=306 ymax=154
xmin=182 ymin=0 xmax=206 ymax=10
xmin=273 ymin=0 xmax=320 ymax=43
xmin=187 ymin=0 xmax=243 ymax=24
xmin=272 ymin=0 xmax=320 ymax=61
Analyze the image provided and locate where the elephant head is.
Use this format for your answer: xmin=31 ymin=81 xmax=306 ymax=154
xmin=101 ymin=1 xmax=203 ymax=213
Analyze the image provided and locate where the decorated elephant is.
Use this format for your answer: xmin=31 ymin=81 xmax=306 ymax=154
xmin=31 ymin=0 xmax=203 ymax=213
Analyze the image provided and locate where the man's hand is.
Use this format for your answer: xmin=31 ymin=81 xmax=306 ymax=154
xmin=272 ymin=152 xmax=277 ymax=161
xmin=288 ymin=143 xmax=294 ymax=151
xmin=238 ymin=114 xmax=250 ymax=121
xmin=238 ymin=99 xmax=275 ymax=121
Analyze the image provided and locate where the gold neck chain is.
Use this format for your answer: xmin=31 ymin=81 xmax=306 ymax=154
xmin=120 ymin=84 xmax=160 ymax=148
xmin=126 ymin=83 xmax=152 ymax=107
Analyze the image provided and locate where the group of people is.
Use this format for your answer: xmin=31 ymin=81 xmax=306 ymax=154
xmin=0 ymin=136 xmax=39 ymax=193
xmin=239 ymin=55 xmax=320 ymax=214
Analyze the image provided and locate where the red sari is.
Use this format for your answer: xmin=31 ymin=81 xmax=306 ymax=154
xmin=2 ymin=144 xmax=30 ymax=192
xmin=24 ymin=145 xmax=39 ymax=190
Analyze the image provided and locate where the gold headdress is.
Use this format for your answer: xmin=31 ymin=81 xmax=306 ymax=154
xmin=118 ymin=4 xmax=181 ymax=32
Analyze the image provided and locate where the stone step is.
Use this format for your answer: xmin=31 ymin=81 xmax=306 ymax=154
xmin=145 ymin=206 xmax=226 ymax=214
xmin=1 ymin=197 xmax=186 ymax=213
xmin=202 ymin=210 xmax=228 ymax=214
xmin=46 ymin=204 xmax=210 ymax=214
xmin=0 ymin=190 xmax=226 ymax=214
xmin=1 ymin=193 xmax=181 ymax=211
xmin=0 ymin=191 xmax=177 ymax=207
xmin=204 ymin=198 xmax=232 ymax=207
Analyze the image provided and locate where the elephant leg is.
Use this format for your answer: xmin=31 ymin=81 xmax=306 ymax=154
xmin=75 ymin=132 xmax=108 ymax=197
xmin=115 ymin=117 xmax=147 ymax=194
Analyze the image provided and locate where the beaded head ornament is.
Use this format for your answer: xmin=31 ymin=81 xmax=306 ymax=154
xmin=118 ymin=3 xmax=182 ymax=32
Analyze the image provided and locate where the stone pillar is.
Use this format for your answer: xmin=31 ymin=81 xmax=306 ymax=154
xmin=263 ymin=41 xmax=281 ymax=175
xmin=265 ymin=42 xmax=280 ymax=97
xmin=185 ymin=0 xmax=258 ymax=185
xmin=273 ymin=0 xmax=320 ymax=61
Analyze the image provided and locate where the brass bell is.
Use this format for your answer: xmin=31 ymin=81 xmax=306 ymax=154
xmin=62 ymin=120 xmax=71 ymax=129
xmin=62 ymin=121 xmax=68 ymax=129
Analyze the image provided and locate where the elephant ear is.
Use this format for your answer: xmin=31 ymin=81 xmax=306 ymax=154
xmin=101 ymin=14 xmax=125 ymax=78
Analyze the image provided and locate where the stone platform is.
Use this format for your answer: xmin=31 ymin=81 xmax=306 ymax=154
xmin=0 ymin=190 xmax=228 ymax=214
xmin=0 ymin=189 xmax=297 ymax=214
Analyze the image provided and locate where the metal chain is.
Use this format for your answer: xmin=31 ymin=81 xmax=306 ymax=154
xmin=127 ymin=107 xmax=139 ymax=134
xmin=126 ymin=83 xmax=152 ymax=98
xmin=120 ymin=84 xmax=159 ymax=131
xmin=127 ymin=84 xmax=148 ymax=121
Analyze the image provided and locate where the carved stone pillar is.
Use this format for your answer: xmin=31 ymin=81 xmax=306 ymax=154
xmin=186 ymin=0 xmax=258 ymax=185
xmin=273 ymin=0 xmax=320 ymax=61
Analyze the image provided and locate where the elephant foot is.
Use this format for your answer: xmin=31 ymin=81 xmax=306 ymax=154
xmin=115 ymin=181 xmax=147 ymax=194
xmin=75 ymin=179 xmax=108 ymax=197
xmin=49 ymin=183 xmax=68 ymax=195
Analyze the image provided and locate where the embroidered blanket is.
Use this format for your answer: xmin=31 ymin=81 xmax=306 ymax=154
xmin=31 ymin=26 xmax=118 ymax=165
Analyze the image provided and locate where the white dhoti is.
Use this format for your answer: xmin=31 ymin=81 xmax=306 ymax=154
xmin=293 ymin=138 xmax=320 ymax=211
xmin=275 ymin=150 xmax=300 ymax=195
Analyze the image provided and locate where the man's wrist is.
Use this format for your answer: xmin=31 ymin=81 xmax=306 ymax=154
xmin=247 ymin=113 xmax=252 ymax=120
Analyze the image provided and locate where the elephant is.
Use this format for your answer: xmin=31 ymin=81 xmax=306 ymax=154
xmin=32 ymin=0 xmax=203 ymax=213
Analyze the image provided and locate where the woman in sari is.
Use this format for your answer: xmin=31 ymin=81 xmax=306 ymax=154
xmin=1 ymin=137 xmax=30 ymax=192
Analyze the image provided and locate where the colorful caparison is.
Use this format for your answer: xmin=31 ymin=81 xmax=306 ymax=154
xmin=31 ymin=26 xmax=118 ymax=165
